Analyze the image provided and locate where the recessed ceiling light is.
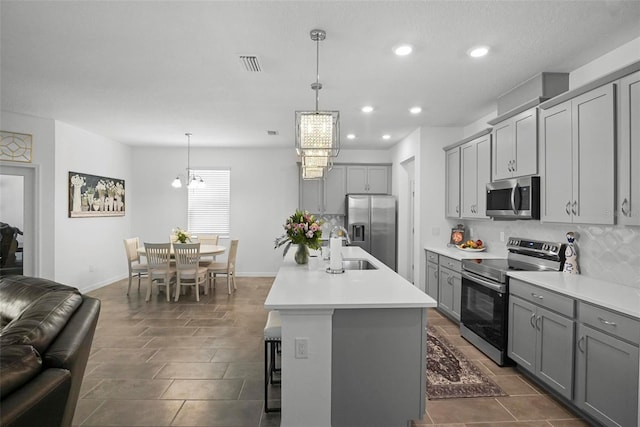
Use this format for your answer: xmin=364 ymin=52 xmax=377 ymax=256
xmin=409 ymin=106 xmax=422 ymax=114
xmin=361 ymin=106 xmax=374 ymax=113
xmin=394 ymin=44 xmax=413 ymax=56
xmin=382 ymin=134 xmax=391 ymax=140
xmin=468 ymin=46 xmax=489 ymax=58
xmin=347 ymin=134 xmax=356 ymax=140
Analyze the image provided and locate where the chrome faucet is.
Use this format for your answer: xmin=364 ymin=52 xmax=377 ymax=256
xmin=330 ymin=226 xmax=351 ymax=245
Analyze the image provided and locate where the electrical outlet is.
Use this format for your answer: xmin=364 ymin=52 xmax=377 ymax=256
xmin=500 ymin=232 xmax=505 ymax=242
xmin=295 ymin=338 xmax=308 ymax=359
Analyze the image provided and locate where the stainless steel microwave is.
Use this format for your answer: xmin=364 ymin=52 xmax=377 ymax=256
xmin=486 ymin=176 xmax=540 ymax=220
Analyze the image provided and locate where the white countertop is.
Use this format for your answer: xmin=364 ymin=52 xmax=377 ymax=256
xmin=508 ymin=271 xmax=640 ymax=320
xmin=424 ymin=245 xmax=507 ymax=261
xmin=265 ymin=246 xmax=436 ymax=310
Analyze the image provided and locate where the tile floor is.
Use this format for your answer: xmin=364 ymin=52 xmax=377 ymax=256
xmin=73 ymin=277 xmax=590 ymax=427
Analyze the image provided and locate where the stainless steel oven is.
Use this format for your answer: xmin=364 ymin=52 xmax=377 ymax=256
xmin=460 ymin=238 xmax=565 ymax=366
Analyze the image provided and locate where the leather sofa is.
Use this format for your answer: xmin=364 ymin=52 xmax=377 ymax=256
xmin=0 ymin=275 xmax=101 ymax=427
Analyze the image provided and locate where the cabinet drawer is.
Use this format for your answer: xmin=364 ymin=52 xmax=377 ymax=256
xmin=510 ymin=279 xmax=575 ymax=318
xmin=426 ymin=251 xmax=439 ymax=263
xmin=439 ymin=256 xmax=461 ymax=273
xmin=578 ymin=302 xmax=640 ymax=345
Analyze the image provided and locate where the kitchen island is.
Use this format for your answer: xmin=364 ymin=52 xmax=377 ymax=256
xmin=265 ymin=246 xmax=436 ymax=427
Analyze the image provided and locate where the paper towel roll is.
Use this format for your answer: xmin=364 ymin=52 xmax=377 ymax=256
xmin=330 ymin=237 xmax=342 ymax=271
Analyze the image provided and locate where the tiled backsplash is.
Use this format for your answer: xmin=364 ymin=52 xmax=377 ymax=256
xmin=464 ymin=221 xmax=640 ymax=289
xmin=318 ymin=214 xmax=345 ymax=239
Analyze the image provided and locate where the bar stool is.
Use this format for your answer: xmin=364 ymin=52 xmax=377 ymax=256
xmin=264 ymin=310 xmax=281 ymax=413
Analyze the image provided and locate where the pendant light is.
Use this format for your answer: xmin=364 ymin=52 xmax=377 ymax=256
xmin=171 ymin=133 xmax=205 ymax=189
xmin=295 ymin=29 xmax=340 ymax=180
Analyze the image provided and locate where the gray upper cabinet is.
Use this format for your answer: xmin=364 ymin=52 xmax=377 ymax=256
xmin=617 ymin=70 xmax=640 ymax=226
xmin=299 ymin=165 xmax=347 ymax=215
xmin=445 ymin=146 xmax=461 ymax=218
xmin=492 ymin=108 xmax=538 ymax=180
xmin=346 ymin=165 xmax=389 ymax=194
xmin=541 ymin=84 xmax=615 ymax=224
xmin=575 ymin=302 xmax=639 ymax=427
xmin=508 ymin=279 xmax=575 ymax=400
xmin=461 ymin=133 xmax=491 ymax=218
xmin=324 ymin=165 xmax=347 ymax=214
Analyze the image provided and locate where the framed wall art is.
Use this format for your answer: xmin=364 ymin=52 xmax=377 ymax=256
xmin=69 ymin=172 xmax=125 ymax=218
xmin=1 ymin=131 xmax=33 ymax=163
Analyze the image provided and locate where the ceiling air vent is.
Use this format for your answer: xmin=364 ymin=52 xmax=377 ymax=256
xmin=267 ymin=130 xmax=279 ymax=136
xmin=239 ymin=55 xmax=262 ymax=72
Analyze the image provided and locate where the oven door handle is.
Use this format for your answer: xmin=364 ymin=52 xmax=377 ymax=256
xmin=462 ymin=271 xmax=506 ymax=294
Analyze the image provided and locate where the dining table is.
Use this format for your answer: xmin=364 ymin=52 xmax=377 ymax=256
xmin=137 ymin=243 xmax=226 ymax=257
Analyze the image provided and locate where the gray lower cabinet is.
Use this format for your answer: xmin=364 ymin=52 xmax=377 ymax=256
xmin=508 ymin=280 xmax=575 ymax=400
xmin=575 ymin=302 xmax=639 ymax=427
xmin=425 ymin=251 xmax=439 ymax=300
xmin=332 ymin=308 xmax=426 ymax=427
xmin=437 ymin=256 xmax=461 ymax=322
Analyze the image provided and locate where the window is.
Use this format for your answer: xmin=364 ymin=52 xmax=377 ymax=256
xmin=188 ymin=169 xmax=230 ymax=237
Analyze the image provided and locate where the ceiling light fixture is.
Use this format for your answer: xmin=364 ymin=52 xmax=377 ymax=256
xmin=295 ymin=29 xmax=340 ymax=180
xmin=394 ymin=44 xmax=413 ymax=56
xmin=382 ymin=134 xmax=391 ymax=140
xmin=361 ymin=106 xmax=374 ymax=113
xmin=468 ymin=46 xmax=489 ymax=58
xmin=409 ymin=106 xmax=422 ymax=114
xmin=346 ymin=134 xmax=356 ymax=140
xmin=171 ymin=133 xmax=205 ymax=189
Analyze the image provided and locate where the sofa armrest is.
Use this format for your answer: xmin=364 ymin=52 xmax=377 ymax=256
xmin=44 ymin=296 xmax=100 ymax=427
xmin=0 ymin=368 xmax=71 ymax=427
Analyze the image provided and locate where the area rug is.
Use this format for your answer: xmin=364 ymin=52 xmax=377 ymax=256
xmin=426 ymin=325 xmax=507 ymax=399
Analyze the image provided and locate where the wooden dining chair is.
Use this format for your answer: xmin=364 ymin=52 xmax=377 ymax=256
xmin=173 ymin=243 xmax=208 ymax=302
xmin=196 ymin=233 xmax=219 ymax=267
xmin=143 ymin=242 xmax=176 ymax=302
xmin=123 ymin=237 xmax=147 ymax=295
xmin=207 ymin=239 xmax=239 ymax=295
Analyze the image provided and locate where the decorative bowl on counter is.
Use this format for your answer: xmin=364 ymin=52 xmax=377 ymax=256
xmin=456 ymin=245 xmax=487 ymax=252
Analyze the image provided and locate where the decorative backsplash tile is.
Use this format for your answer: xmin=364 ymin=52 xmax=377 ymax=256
xmin=318 ymin=214 xmax=345 ymax=238
xmin=464 ymin=221 xmax=640 ymax=289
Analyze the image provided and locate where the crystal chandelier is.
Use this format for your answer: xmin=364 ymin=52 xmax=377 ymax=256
xmin=171 ymin=133 xmax=205 ymax=189
xmin=295 ymin=29 xmax=339 ymax=180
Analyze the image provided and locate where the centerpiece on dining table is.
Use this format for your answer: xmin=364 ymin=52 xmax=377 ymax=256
xmin=172 ymin=227 xmax=191 ymax=244
xmin=274 ymin=210 xmax=324 ymax=265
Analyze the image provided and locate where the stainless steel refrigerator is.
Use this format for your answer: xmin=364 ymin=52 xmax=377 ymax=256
xmin=346 ymin=194 xmax=397 ymax=271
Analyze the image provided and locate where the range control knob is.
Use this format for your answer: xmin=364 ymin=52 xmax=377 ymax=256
xmin=551 ymin=246 xmax=557 ymax=253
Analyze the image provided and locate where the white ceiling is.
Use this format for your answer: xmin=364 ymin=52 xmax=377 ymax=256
xmin=1 ymin=1 xmax=639 ymax=149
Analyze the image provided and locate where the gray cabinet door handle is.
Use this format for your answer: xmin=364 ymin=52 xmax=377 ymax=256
xmin=535 ymin=315 xmax=542 ymax=330
xmin=530 ymin=313 xmax=537 ymax=329
xmin=621 ymin=198 xmax=629 ymax=216
xmin=566 ymin=201 xmax=571 ymax=215
xmin=531 ymin=293 xmax=544 ymax=300
xmin=512 ymin=159 xmax=516 ymax=172
xmin=598 ymin=317 xmax=617 ymax=326
xmin=571 ymin=201 xmax=578 ymax=216
xmin=577 ymin=336 xmax=585 ymax=352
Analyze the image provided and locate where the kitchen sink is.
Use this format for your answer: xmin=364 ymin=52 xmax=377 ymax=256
xmin=341 ymin=258 xmax=378 ymax=270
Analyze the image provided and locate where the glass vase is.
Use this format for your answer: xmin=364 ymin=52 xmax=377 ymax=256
xmin=294 ymin=244 xmax=309 ymax=265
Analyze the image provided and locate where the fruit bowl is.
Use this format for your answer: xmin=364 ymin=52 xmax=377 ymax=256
xmin=457 ymin=245 xmax=486 ymax=252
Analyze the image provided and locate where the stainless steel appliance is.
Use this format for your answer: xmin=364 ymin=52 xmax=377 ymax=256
xmin=460 ymin=237 xmax=565 ymax=366
xmin=346 ymin=194 xmax=396 ymax=271
xmin=486 ymin=176 xmax=540 ymax=219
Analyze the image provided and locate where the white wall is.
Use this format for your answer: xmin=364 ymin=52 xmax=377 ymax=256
xmin=390 ymin=128 xmax=420 ymax=284
xmin=132 ymin=146 xmax=300 ymax=276
xmin=54 ymin=121 xmax=133 ymax=292
xmin=0 ymin=110 xmax=56 ymax=278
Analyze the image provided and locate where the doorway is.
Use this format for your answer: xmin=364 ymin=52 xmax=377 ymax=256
xmin=0 ymin=165 xmax=36 ymax=276
xmin=401 ymin=158 xmax=415 ymax=284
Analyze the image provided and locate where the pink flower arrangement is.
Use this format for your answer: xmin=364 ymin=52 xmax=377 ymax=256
xmin=274 ymin=209 xmax=324 ymax=255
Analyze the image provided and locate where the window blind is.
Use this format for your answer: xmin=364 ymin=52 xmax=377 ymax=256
xmin=188 ymin=169 xmax=230 ymax=237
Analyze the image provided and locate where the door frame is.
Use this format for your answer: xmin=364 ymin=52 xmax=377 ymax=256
xmin=0 ymin=163 xmax=39 ymax=276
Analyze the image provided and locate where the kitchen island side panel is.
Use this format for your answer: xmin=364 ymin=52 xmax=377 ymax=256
xmin=331 ymin=307 xmax=427 ymax=427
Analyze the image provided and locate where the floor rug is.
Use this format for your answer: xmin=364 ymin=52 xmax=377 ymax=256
xmin=426 ymin=325 xmax=507 ymax=400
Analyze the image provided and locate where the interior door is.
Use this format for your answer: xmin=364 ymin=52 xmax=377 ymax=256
xmin=0 ymin=165 xmax=36 ymax=276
